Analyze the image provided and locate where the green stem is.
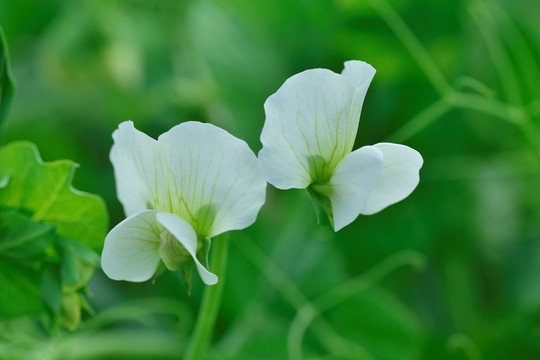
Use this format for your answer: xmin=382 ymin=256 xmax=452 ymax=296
xmin=184 ymin=235 xmax=230 ymax=360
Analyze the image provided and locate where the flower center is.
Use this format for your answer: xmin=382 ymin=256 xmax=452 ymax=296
xmin=307 ymin=154 xmax=336 ymax=185
xmin=158 ymin=229 xmax=192 ymax=271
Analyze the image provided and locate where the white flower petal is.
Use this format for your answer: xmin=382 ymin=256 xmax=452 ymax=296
xmin=0 ymin=175 xmax=9 ymax=188
xmin=259 ymin=61 xmax=375 ymax=189
xmin=361 ymin=143 xmax=423 ymax=215
xmin=101 ymin=210 xmax=162 ymax=282
xmin=341 ymin=60 xmax=376 ymax=90
xmin=328 ymin=146 xmax=384 ymax=231
xmin=156 ymin=212 xmax=218 ymax=285
xmin=157 ymin=122 xmax=266 ymax=238
xmin=110 ymin=121 xmax=160 ymax=217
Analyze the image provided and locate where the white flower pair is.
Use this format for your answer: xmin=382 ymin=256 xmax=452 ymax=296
xmin=101 ymin=60 xmax=423 ymax=285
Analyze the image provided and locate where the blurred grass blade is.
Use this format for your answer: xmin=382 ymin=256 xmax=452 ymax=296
xmin=0 ymin=26 xmax=15 ymax=135
xmin=489 ymin=1 xmax=540 ymax=104
xmin=367 ymin=0 xmax=451 ymax=96
xmin=469 ymin=1 xmax=523 ymax=108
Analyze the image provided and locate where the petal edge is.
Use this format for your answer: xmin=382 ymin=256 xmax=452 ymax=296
xmin=328 ymin=146 xmax=384 ymax=231
xmin=101 ymin=210 xmax=161 ymax=282
xmin=156 ymin=212 xmax=218 ymax=285
xmin=360 ymin=143 xmax=423 ymax=215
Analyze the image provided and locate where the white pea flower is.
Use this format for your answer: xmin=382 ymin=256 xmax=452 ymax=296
xmin=101 ymin=121 xmax=266 ymax=285
xmin=258 ymin=60 xmax=423 ymax=231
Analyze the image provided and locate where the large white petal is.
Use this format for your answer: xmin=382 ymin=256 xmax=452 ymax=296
xmin=259 ymin=62 xmax=376 ymax=189
xmin=157 ymin=122 xmax=266 ymax=238
xmin=328 ymin=146 xmax=384 ymax=231
xmin=361 ymin=143 xmax=423 ymax=215
xmin=156 ymin=212 xmax=218 ymax=285
xmin=101 ymin=210 xmax=162 ymax=282
xmin=110 ymin=121 xmax=160 ymax=216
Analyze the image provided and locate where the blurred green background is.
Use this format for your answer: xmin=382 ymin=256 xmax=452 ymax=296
xmin=1 ymin=0 xmax=540 ymax=358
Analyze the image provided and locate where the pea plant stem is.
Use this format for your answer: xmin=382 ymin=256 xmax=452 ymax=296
xmin=184 ymin=235 xmax=230 ymax=360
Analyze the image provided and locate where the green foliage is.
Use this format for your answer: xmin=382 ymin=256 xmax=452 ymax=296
xmin=1 ymin=0 xmax=540 ymax=358
xmin=0 ymin=26 xmax=14 ymax=135
xmin=328 ymin=288 xmax=424 ymax=360
xmin=0 ymin=208 xmax=56 ymax=317
xmin=0 ymin=142 xmax=107 ymax=250
xmin=0 ymin=142 xmax=107 ymax=329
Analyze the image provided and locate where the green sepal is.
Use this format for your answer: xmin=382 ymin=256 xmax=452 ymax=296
xmin=306 ymin=186 xmax=334 ymax=229
xmin=60 ymin=291 xmax=81 ymax=331
xmin=179 ymin=237 xmax=212 ymax=295
xmin=152 ymin=261 xmax=167 ymax=285
xmin=79 ymin=292 xmax=95 ymax=315
xmin=180 ymin=261 xmax=195 ymax=295
xmin=305 ymin=188 xmax=321 ymax=224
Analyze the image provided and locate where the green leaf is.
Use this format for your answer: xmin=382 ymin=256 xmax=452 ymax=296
xmin=0 ymin=141 xmax=108 ymax=251
xmin=41 ymin=263 xmax=61 ymax=315
xmin=57 ymin=236 xmax=97 ymax=290
xmin=0 ymin=259 xmax=44 ymax=317
xmin=0 ymin=207 xmax=60 ymax=318
xmin=0 ymin=142 xmax=106 ymax=323
xmin=0 ymin=206 xmax=56 ymax=265
xmin=0 ymin=26 xmax=15 ymax=135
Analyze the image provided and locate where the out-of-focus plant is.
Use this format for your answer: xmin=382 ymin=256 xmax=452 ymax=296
xmin=0 ymin=25 xmax=108 ymax=334
xmin=1 ymin=0 xmax=539 ymax=358
xmin=0 ymin=141 xmax=108 ymax=330
xmin=0 ymin=26 xmax=14 ymax=137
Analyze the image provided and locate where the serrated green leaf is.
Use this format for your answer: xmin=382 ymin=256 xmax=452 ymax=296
xmin=0 ymin=141 xmax=107 ymax=250
xmin=0 ymin=26 xmax=15 ymax=135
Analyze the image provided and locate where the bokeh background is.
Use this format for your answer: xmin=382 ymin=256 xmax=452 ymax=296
xmin=1 ymin=0 xmax=540 ymax=358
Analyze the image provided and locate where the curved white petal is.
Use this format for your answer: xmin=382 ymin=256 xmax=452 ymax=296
xmin=157 ymin=122 xmax=266 ymax=238
xmin=156 ymin=212 xmax=218 ymax=285
xmin=341 ymin=60 xmax=376 ymax=90
xmin=0 ymin=175 xmax=9 ymax=188
xmin=101 ymin=210 xmax=162 ymax=282
xmin=328 ymin=146 xmax=384 ymax=231
xmin=259 ymin=61 xmax=375 ymax=189
xmin=361 ymin=143 xmax=423 ymax=215
xmin=110 ymin=121 xmax=160 ymax=216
